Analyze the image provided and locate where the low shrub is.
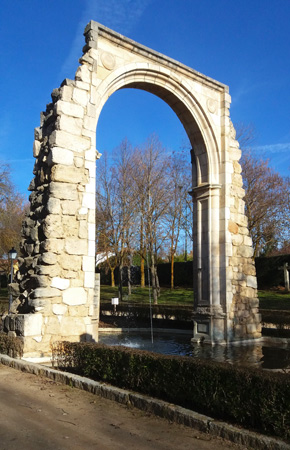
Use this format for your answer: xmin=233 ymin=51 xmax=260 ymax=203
xmin=261 ymin=310 xmax=290 ymax=328
xmin=0 ymin=332 xmax=23 ymax=358
xmin=100 ymin=303 xmax=192 ymax=321
xmin=52 ymin=341 xmax=290 ymax=441
xmin=100 ymin=304 xmax=193 ymax=329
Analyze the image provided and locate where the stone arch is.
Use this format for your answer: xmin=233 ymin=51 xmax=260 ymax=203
xmin=3 ymin=21 xmax=261 ymax=359
xmin=96 ymin=63 xmax=220 ymax=186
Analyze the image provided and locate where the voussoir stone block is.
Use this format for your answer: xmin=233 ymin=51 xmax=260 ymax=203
xmin=40 ymin=252 xmax=58 ymax=265
xmin=65 ymin=238 xmax=87 ymax=255
xmin=228 ymin=220 xmax=238 ymax=234
xmin=46 ymin=197 xmax=61 ymax=214
xmin=47 ymin=147 xmax=74 ymax=166
xmin=60 ymin=317 xmax=86 ymax=335
xmin=41 ymin=238 xmax=64 ymax=254
xmin=51 ymin=165 xmax=88 ymax=184
xmin=33 ymin=140 xmax=41 ymax=157
xmin=246 ymin=275 xmax=257 ymax=289
xmin=55 ymin=100 xmax=84 ymax=118
xmin=51 ymin=277 xmax=70 ymax=290
xmin=31 ymin=287 xmax=61 ymax=299
xmin=15 ymin=314 xmax=43 ymax=337
xmin=57 ymin=115 xmax=83 ymax=135
xmin=62 ymin=200 xmax=80 ymax=215
xmin=52 ymin=303 xmax=68 ymax=315
xmin=63 ymin=287 xmax=87 ymax=305
xmin=72 ymin=87 xmax=89 ymax=106
xmin=237 ymin=245 xmax=254 ymax=258
xmin=50 ymin=181 xmax=78 ymax=200
xmin=75 ymin=64 xmax=91 ymax=83
xmin=43 ymin=215 xmax=63 ymax=238
xmin=49 ymin=130 xmax=90 ymax=153
xmin=60 ymin=254 xmax=82 ymax=270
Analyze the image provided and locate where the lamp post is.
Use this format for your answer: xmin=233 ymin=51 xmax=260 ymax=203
xmin=8 ymin=247 xmax=17 ymax=314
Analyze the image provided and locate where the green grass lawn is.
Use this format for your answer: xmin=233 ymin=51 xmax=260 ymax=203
xmin=258 ymin=290 xmax=290 ymax=311
xmin=1 ymin=285 xmax=289 ymax=311
xmin=100 ymin=285 xmax=194 ymax=306
xmin=101 ymin=285 xmax=290 ymax=310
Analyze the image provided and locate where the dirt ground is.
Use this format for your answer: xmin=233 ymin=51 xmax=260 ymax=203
xmin=0 ymin=364 xmax=249 ymax=450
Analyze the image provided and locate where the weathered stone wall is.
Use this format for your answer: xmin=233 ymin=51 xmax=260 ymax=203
xmin=227 ymin=123 xmax=261 ymax=340
xmin=4 ymin=54 xmax=99 ymax=357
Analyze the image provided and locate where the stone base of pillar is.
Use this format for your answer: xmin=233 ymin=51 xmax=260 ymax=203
xmin=192 ymin=308 xmax=227 ymax=345
xmin=2 ymin=312 xmax=99 ymax=359
xmin=192 ymin=308 xmax=262 ymax=345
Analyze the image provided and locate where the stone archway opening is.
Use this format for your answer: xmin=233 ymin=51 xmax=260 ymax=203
xmin=95 ymin=86 xmax=192 ymax=305
xmin=3 ymin=21 xmax=261 ymax=359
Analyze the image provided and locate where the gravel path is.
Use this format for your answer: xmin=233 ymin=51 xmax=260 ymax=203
xmin=0 ymin=364 xmax=248 ymax=450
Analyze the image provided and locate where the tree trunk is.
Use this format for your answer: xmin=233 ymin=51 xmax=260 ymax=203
xmin=110 ymin=268 xmax=115 ymax=287
xmin=140 ymin=255 xmax=145 ymax=288
xmin=127 ymin=262 xmax=132 ymax=296
xmin=150 ymin=252 xmax=158 ymax=304
xmin=118 ymin=263 xmax=123 ymax=301
xmin=155 ymin=268 xmax=160 ymax=297
xmin=170 ymin=252 xmax=174 ymax=290
xmin=151 ymin=266 xmax=158 ymax=304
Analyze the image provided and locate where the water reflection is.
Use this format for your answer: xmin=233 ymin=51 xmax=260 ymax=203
xmin=99 ymin=332 xmax=290 ymax=370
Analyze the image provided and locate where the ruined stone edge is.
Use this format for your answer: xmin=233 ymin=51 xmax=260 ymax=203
xmin=0 ymin=354 xmax=288 ymax=450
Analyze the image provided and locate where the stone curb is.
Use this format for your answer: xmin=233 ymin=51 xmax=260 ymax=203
xmin=0 ymin=354 xmax=289 ymax=450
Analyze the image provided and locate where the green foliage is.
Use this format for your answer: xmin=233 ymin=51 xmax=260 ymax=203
xmin=0 ymin=332 xmax=23 ymax=357
xmin=52 ymin=341 xmax=290 ymax=440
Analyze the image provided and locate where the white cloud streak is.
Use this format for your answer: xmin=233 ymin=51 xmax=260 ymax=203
xmin=59 ymin=0 xmax=151 ymax=81
xmin=252 ymin=142 xmax=290 ymax=154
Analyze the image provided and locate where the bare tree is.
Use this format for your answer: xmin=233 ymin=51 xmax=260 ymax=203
xmin=132 ymin=135 xmax=171 ymax=303
xmin=165 ymin=152 xmax=191 ymax=289
xmin=235 ymin=122 xmax=290 ymax=256
xmin=0 ymin=162 xmax=12 ymax=204
xmin=95 ymin=141 xmax=136 ymax=299
xmin=241 ymin=151 xmax=290 ymax=256
xmin=0 ymin=162 xmax=27 ymax=259
xmin=95 ymin=153 xmax=119 ymax=287
xmin=112 ymin=139 xmax=136 ymax=299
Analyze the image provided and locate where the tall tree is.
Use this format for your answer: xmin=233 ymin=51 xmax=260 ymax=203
xmin=95 ymin=141 xmax=136 ymax=298
xmin=241 ymin=151 xmax=290 ymax=256
xmin=0 ymin=162 xmax=28 ymax=275
xmin=132 ymin=135 xmax=171 ymax=303
xmin=95 ymin=152 xmax=119 ymax=287
xmin=236 ymin=122 xmax=290 ymax=256
xmin=165 ymin=151 xmax=191 ymax=289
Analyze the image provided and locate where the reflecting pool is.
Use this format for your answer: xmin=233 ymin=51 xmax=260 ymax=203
xmin=99 ymin=331 xmax=290 ymax=370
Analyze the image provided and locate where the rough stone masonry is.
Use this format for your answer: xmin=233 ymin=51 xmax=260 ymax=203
xmin=2 ymin=21 xmax=261 ymax=358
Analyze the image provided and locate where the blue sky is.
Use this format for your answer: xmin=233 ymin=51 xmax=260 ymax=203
xmin=0 ymin=0 xmax=289 ymax=197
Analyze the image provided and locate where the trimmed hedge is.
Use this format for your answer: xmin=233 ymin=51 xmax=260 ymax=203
xmin=0 ymin=332 xmax=23 ymax=358
xmin=99 ymin=261 xmax=193 ymax=287
xmin=261 ymin=309 xmax=290 ymax=328
xmin=52 ymin=341 xmax=290 ymax=441
xmin=100 ymin=303 xmax=193 ymax=329
xmin=99 ymin=255 xmax=290 ymax=289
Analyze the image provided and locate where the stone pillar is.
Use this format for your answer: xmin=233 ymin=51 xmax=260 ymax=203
xmin=3 ymin=60 xmax=99 ymax=358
